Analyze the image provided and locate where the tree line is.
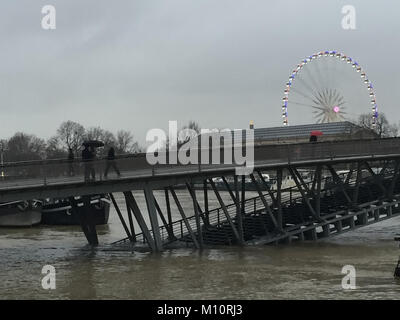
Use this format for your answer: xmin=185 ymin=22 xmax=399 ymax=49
xmin=0 ymin=120 xmax=142 ymax=163
xmin=357 ymin=113 xmax=399 ymax=138
xmin=0 ymin=115 xmax=397 ymax=163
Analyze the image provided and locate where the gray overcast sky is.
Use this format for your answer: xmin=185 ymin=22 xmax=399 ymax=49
xmin=0 ymin=0 xmax=398 ymax=145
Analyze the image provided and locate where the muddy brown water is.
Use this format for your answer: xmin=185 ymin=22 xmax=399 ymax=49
xmin=0 ymin=191 xmax=399 ymax=299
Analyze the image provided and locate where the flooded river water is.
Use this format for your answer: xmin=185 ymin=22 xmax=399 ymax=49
xmin=0 ymin=191 xmax=399 ymax=299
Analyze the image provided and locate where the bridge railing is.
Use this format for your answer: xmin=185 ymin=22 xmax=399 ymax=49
xmin=0 ymin=137 xmax=399 ymax=190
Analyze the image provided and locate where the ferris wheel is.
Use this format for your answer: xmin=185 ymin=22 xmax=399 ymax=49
xmin=281 ymin=51 xmax=378 ymax=126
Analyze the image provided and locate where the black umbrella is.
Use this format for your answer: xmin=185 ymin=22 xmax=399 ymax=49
xmin=82 ymin=140 xmax=105 ymax=148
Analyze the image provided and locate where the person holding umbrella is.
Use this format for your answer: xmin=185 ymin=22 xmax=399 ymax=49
xmin=82 ymin=144 xmax=93 ymax=182
xmin=82 ymin=140 xmax=104 ymax=182
xmin=104 ymin=146 xmax=121 ymax=178
xmin=309 ymin=130 xmax=322 ymax=160
xmin=310 ymin=130 xmax=323 ymax=143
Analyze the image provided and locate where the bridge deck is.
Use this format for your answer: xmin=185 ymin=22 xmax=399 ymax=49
xmin=1 ymin=137 xmax=400 ymax=202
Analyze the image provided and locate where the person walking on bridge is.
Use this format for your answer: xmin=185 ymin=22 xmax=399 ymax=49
xmin=82 ymin=145 xmax=95 ymax=182
xmin=104 ymin=147 xmax=120 ymax=179
xmin=68 ymin=148 xmax=75 ymax=176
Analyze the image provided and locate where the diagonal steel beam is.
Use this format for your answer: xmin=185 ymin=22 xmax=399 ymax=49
xmin=249 ymin=174 xmax=281 ymax=232
xmin=164 ymin=188 xmax=174 ymax=238
xmin=235 ymin=175 xmax=244 ymax=244
xmin=288 ymin=167 xmax=324 ymax=222
xmin=221 ymin=176 xmax=237 ymax=203
xmin=344 ymin=167 xmax=354 ymax=185
xmin=110 ymin=193 xmax=134 ymax=243
xmin=363 ymin=161 xmax=386 ymax=195
xmin=144 ymin=185 xmax=163 ymax=251
xmin=186 ymin=182 xmax=208 ymax=226
xmin=124 ymin=191 xmax=156 ymax=251
xmin=326 ymin=165 xmax=353 ymax=206
xmin=190 ymin=182 xmax=204 ymax=248
xmin=169 ymin=187 xmax=199 ymax=248
xmin=353 ymin=162 xmax=362 ymax=205
xmin=292 ymin=168 xmax=311 ymax=196
xmin=125 ymin=197 xmax=136 ymax=242
xmin=153 ymin=195 xmax=175 ymax=240
xmin=209 ymin=178 xmax=241 ymax=242
xmin=256 ymin=170 xmax=277 ymax=206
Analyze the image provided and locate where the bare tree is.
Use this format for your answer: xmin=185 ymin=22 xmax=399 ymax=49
xmin=358 ymin=113 xmax=398 ymax=138
xmin=57 ymin=120 xmax=86 ymax=156
xmin=5 ymin=132 xmax=46 ymax=162
xmin=178 ymin=120 xmax=201 ymax=146
xmin=46 ymin=136 xmax=67 ymax=159
xmin=115 ymin=130 xmax=141 ymax=154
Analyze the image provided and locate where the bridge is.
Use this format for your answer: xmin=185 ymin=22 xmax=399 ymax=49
xmin=2 ymin=137 xmax=400 ymax=252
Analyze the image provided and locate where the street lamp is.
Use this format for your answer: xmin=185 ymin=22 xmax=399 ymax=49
xmin=0 ymin=141 xmax=7 ymax=179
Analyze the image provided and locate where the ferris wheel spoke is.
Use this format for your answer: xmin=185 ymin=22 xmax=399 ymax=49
xmin=312 ymin=57 xmax=324 ymax=89
xmin=305 ymin=59 xmax=325 ymax=91
xmin=330 ymin=59 xmax=338 ymax=90
xmin=313 ymin=108 xmax=326 ymax=113
xmin=290 ymin=100 xmax=321 ymax=109
xmin=313 ymin=108 xmax=326 ymax=115
xmin=321 ymin=57 xmax=330 ymax=88
xmin=311 ymin=98 xmax=323 ymax=108
xmin=323 ymin=57 xmax=329 ymax=88
xmin=323 ymin=89 xmax=330 ymax=105
xmin=315 ymin=108 xmax=326 ymax=117
xmin=327 ymin=58 xmax=333 ymax=89
xmin=332 ymin=90 xmax=341 ymax=104
xmin=328 ymin=89 xmax=335 ymax=105
xmin=314 ymin=57 xmax=329 ymax=90
xmin=313 ymin=92 xmax=324 ymax=105
xmin=289 ymin=86 xmax=317 ymax=102
xmin=336 ymin=99 xmax=345 ymax=107
xmin=317 ymin=90 xmax=326 ymax=102
xmin=312 ymin=99 xmax=327 ymax=110
xmin=302 ymin=64 xmax=322 ymax=92
xmin=313 ymin=93 xmax=326 ymax=107
xmin=292 ymin=73 xmax=320 ymax=98
xmin=311 ymin=105 xmax=328 ymax=112
xmin=314 ymin=111 xmax=326 ymax=121
xmin=328 ymin=58 xmax=338 ymax=89
xmin=324 ymin=60 xmax=332 ymax=90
